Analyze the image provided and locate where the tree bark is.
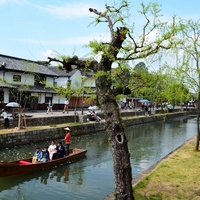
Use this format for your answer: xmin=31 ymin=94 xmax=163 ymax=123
xmin=96 ymin=56 xmax=134 ymax=199
xmin=196 ymin=91 xmax=200 ymax=150
xmin=47 ymin=23 xmax=135 ymax=200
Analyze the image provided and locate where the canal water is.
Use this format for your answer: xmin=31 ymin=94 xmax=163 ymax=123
xmin=0 ymin=116 xmax=197 ymax=200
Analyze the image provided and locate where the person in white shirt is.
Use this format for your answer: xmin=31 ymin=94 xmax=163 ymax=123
xmin=46 ymin=100 xmax=53 ymax=114
xmin=48 ymin=140 xmax=57 ymax=160
xmin=1 ymin=109 xmax=9 ymax=128
xmin=63 ymin=98 xmax=69 ymax=114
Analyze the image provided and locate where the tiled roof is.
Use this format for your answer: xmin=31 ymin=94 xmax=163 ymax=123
xmin=0 ymin=79 xmax=56 ymax=92
xmin=29 ymin=85 xmax=56 ymax=93
xmin=48 ymin=66 xmax=69 ymax=77
xmin=49 ymin=67 xmax=79 ymax=77
xmin=20 ymin=85 xmax=56 ymax=93
xmin=0 ymin=54 xmax=58 ymax=76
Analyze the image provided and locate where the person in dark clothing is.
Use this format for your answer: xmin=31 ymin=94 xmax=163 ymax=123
xmin=53 ymin=142 xmax=66 ymax=159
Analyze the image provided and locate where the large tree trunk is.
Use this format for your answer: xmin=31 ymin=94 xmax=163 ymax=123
xmin=96 ymin=58 xmax=134 ymax=199
xmin=195 ymin=91 xmax=200 ymax=150
xmin=50 ymin=22 xmax=135 ymax=198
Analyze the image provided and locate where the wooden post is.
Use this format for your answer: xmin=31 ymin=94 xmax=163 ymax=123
xmin=23 ymin=114 xmax=27 ymax=129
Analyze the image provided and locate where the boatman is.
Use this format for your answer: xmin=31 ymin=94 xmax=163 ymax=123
xmin=64 ymin=127 xmax=71 ymax=156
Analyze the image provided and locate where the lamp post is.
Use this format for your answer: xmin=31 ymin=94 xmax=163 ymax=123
xmin=81 ymin=93 xmax=84 ymax=115
xmin=81 ymin=75 xmax=86 ymax=115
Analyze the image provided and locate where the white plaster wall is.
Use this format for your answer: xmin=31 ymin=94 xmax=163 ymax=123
xmin=71 ymin=71 xmax=82 ymax=89
xmin=3 ymin=88 xmax=9 ymax=103
xmin=55 ymin=70 xmax=82 ymax=89
xmin=4 ymin=72 xmax=34 ymax=86
xmin=55 ymin=77 xmax=68 ymax=87
xmin=46 ymin=76 xmax=54 ymax=85
xmin=39 ymin=93 xmax=46 ymax=104
xmin=52 ymin=94 xmax=61 ymax=104
xmin=0 ymin=72 xmax=3 ymax=79
xmin=59 ymin=96 xmax=67 ymax=104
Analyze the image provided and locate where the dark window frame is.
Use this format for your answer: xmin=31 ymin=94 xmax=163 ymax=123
xmin=13 ymin=74 xmax=21 ymax=82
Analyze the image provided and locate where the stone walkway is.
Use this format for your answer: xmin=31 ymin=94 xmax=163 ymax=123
xmin=0 ymin=109 xmax=96 ymax=122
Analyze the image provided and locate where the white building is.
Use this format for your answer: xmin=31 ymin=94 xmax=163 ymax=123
xmin=0 ymin=54 xmax=95 ymax=110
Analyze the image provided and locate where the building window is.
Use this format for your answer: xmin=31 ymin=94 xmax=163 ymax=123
xmin=34 ymin=74 xmax=46 ymax=86
xmin=0 ymin=90 xmax=4 ymax=103
xmin=13 ymin=75 xmax=21 ymax=82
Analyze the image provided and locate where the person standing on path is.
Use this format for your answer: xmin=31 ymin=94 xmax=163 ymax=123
xmin=46 ymin=100 xmax=53 ymax=114
xmin=1 ymin=109 xmax=9 ymax=128
xmin=63 ymin=98 xmax=69 ymax=114
xmin=64 ymin=127 xmax=71 ymax=156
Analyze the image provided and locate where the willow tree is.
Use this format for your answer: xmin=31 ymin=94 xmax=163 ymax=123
xmin=47 ymin=1 xmax=179 ymax=199
xmin=174 ymin=19 xmax=200 ymax=150
xmin=128 ymin=62 xmax=159 ymax=101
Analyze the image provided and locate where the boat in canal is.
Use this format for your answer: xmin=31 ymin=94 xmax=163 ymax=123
xmin=0 ymin=148 xmax=87 ymax=177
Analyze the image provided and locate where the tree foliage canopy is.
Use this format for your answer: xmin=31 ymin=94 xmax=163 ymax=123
xmin=46 ymin=1 xmax=182 ymax=199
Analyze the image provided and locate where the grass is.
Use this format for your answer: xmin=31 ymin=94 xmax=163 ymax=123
xmin=133 ymin=137 xmax=200 ymax=200
xmin=0 ymin=125 xmax=57 ymax=134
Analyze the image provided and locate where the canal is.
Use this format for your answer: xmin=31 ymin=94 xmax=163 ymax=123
xmin=0 ymin=116 xmax=197 ymax=200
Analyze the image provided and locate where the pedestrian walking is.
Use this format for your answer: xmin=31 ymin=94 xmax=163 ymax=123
xmin=63 ymin=98 xmax=69 ymax=114
xmin=47 ymin=100 xmax=53 ymax=114
xmin=1 ymin=109 xmax=9 ymax=128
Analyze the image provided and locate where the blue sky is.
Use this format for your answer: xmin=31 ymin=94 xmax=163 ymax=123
xmin=0 ymin=0 xmax=199 ymax=62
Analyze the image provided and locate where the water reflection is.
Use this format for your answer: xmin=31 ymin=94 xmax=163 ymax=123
xmin=0 ymin=159 xmax=86 ymax=192
xmin=40 ymin=166 xmax=71 ymax=185
xmin=0 ymin=116 xmax=197 ymax=200
xmin=128 ymin=117 xmax=197 ymax=176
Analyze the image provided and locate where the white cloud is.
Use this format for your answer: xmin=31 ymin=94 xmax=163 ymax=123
xmin=41 ymin=49 xmax=54 ymax=59
xmin=0 ymin=0 xmax=28 ymax=5
xmin=0 ymin=0 xmax=7 ymax=4
xmin=61 ymin=32 xmax=111 ymax=45
xmin=38 ymin=2 xmax=101 ymax=19
xmin=10 ymin=32 xmax=111 ymax=46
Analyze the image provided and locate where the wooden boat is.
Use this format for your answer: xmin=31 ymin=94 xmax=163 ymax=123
xmin=0 ymin=148 xmax=87 ymax=177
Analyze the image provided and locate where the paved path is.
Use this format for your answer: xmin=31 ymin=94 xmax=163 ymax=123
xmin=23 ymin=108 xmax=142 ymax=118
xmin=8 ymin=106 xmax=183 ymax=119
xmin=8 ymin=109 xmax=93 ymax=119
xmin=27 ymin=110 xmax=82 ymax=118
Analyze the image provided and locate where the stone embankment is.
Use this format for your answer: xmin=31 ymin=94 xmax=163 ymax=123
xmin=0 ymin=109 xmax=196 ymax=149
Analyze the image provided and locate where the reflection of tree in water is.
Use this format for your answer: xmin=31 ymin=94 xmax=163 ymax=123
xmin=14 ymin=185 xmax=30 ymax=200
xmin=63 ymin=166 xmax=70 ymax=182
xmin=70 ymin=165 xmax=84 ymax=186
xmin=127 ymin=117 xmax=191 ymax=165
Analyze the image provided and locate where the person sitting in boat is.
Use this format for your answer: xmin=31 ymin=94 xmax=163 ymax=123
xmin=41 ymin=147 xmax=50 ymax=162
xmin=52 ymin=142 xmax=66 ymax=159
xmin=90 ymin=110 xmax=101 ymax=122
xmin=34 ymin=147 xmax=43 ymax=161
xmin=48 ymin=140 xmax=57 ymax=160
